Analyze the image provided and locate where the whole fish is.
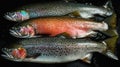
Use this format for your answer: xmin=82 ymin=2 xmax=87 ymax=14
xmin=9 ymin=17 xmax=108 ymax=38
xmin=1 ymin=37 xmax=108 ymax=63
xmin=4 ymin=1 xmax=113 ymax=22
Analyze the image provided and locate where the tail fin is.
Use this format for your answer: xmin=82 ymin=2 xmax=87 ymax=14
xmin=90 ymin=30 xmax=111 ymax=41
xmin=104 ymin=30 xmax=118 ymax=53
xmin=103 ymin=0 xmax=114 ymax=10
xmin=104 ymin=12 xmax=117 ymax=29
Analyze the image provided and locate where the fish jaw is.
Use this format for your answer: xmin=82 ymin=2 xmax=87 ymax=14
xmin=9 ymin=25 xmax=35 ymax=38
xmin=4 ymin=10 xmax=29 ymax=22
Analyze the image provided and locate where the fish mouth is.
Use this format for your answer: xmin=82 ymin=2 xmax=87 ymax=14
xmin=1 ymin=48 xmax=22 ymax=61
xmin=9 ymin=29 xmax=23 ymax=38
xmin=4 ymin=13 xmax=17 ymax=21
xmin=9 ymin=28 xmax=34 ymax=38
xmin=1 ymin=48 xmax=14 ymax=59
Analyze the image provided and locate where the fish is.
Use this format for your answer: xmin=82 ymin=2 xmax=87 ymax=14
xmin=1 ymin=37 xmax=111 ymax=63
xmin=4 ymin=1 xmax=113 ymax=22
xmin=9 ymin=17 xmax=108 ymax=38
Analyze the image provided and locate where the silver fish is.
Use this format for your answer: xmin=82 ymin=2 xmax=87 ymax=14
xmin=4 ymin=1 xmax=113 ymax=22
xmin=1 ymin=37 xmax=118 ymax=63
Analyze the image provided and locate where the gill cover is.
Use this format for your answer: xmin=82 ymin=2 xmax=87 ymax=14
xmin=12 ymin=48 xmax=27 ymax=59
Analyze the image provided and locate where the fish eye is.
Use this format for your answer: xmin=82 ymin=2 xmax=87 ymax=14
xmin=16 ymin=10 xmax=29 ymax=21
xmin=20 ymin=10 xmax=29 ymax=17
xmin=16 ymin=12 xmax=22 ymax=18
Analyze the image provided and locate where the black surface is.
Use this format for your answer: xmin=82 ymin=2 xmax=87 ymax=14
xmin=0 ymin=0 xmax=120 ymax=67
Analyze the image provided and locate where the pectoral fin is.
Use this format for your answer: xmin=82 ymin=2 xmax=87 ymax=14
xmin=55 ymin=32 xmax=72 ymax=38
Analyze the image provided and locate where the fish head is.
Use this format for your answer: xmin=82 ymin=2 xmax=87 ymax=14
xmin=1 ymin=47 xmax=27 ymax=61
xmin=10 ymin=24 xmax=35 ymax=38
xmin=4 ymin=10 xmax=29 ymax=21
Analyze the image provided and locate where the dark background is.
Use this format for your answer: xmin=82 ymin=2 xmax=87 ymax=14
xmin=0 ymin=0 xmax=120 ymax=67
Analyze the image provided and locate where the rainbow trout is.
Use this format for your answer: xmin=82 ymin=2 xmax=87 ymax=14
xmin=1 ymin=37 xmax=118 ymax=63
xmin=9 ymin=17 xmax=108 ymax=38
xmin=4 ymin=1 xmax=113 ymax=22
xmin=1 ymin=37 xmax=107 ymax=63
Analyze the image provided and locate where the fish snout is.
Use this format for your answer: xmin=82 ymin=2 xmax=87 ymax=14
xmin=9 ymin=27 xmax=22 ymax=38
xmin=4 ymin=10 xmax=29 ymax=21
xmin=10 ymin=25 xmax=35 ymax=38
xmin=4 ymin=12 xmax=17 ymax=21
xmin=1 ymin=48 xmax=14 ymax=60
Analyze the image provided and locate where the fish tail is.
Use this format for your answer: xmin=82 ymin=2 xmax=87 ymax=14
xmin=90 ymin=30 xmax=111 ymax=41
xmin=103 ymin=0 xmax=113 ymax=10
xmin=106 ymin=50 xmax=118 ymax=60
xmin=105 ymin=33 xmax=118 ymax=53
xmin=104 ymin=12 xmax=117 ymax=29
